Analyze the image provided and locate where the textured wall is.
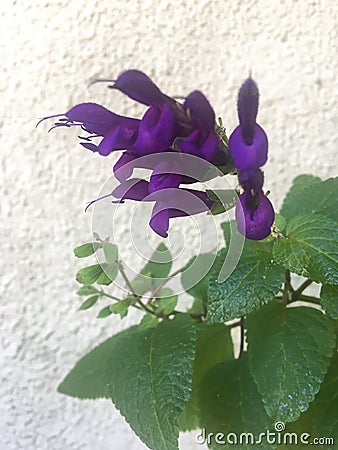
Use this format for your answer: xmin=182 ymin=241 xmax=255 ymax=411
xmin=1 ymin=0 xmax=337 ymax=449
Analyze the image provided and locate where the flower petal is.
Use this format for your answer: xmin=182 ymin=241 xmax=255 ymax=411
xmin=229 ymin=124 xmax=268 ymax=170
xmin=237 ymin=77 xmax=259 ymax=145
xmin=235 ymin=190 xmax=274 ymax=240
xmin=130 ymin=105 xmax=176 ymax=155
xmin=184 ymin=90 xmax=215 ymax=132
xmin=112 ymin=179 xmax=150 ymax=201
xmin=98 ymin=123 xmax=139 ymax=156
xmin=238 ymin=168 xmax=264 ymax=194
xmin=149 ymin=203 xmax=170 ymax=238
xmin=66 ymin=103 xmax=119 ymax=136
xmin=112 ymin=70 xmax=166 ymax=106
xmin=149 ymin=161 xmax=182 ymax=194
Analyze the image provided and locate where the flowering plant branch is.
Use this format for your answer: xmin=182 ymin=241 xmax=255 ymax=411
xmin=40 ymin=71 xmax=338 ymax=449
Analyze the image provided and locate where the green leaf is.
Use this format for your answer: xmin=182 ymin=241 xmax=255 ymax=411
xmin=246 ymin=301 xmax=336 ymax=423
xmin=76 ymin=285 xmax=98 ymax=296
xmin=277 ymin=349 xmax=338 ymax=449
xmin=179 ymin=323 xmax=233 ymax=431
xmin=102 ymin=241 xmax=118 ymax=263
xmin=206 ymin=189 xmax=238 ymax=216
xmin=139 ymin=313 xmax=159 ymax=330
xmin=320 ymin=284 xmax=338 ymax=320
xmin=74 ymin=242 xmax=101 ymax=258
xmin=274 ymin=214 xmax=287 ymax=233
xmin=79 ymin=295 xmax=99 ymax=310
xmin=58 ymin=314 xmax=198 ymax=450
xmin=273 ymin=214 xmax=338 ymax=284
xmin=280 ymin=175 xmax=338 ymax=223
xmin=207 ymin=241 xmax=285 ymax=323
xmin=76 ymin=264 xmax=103 ymax=285
xmin=181 ymin=253 xmax=219 ymax=301
xmin=157 ymin=294 xmax=178 ymax=315
xmin=197 ymin=355 xmax=275 ymax=449
xmin=109 ymin=298 xmax=132 ymax=318
xmin=131 ymin=243 xmax=172 ymax=295
xmin=97 ymin=305 xmax=113 ymax=318
xmin=96 ymin=263 xmax=118 ymax=285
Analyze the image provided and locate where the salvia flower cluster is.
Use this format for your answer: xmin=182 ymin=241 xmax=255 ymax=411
xmin=39 ymin=70 xmax=274 ymax=240
xmin=229 ymin=78 xmax=274 ymax=240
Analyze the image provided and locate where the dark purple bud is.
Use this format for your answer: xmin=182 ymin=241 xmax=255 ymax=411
xmin=228 ymin=124 xmax=268 ymax=170
xmin=235 ymin=190 xmax=274 ymax=240
xmin=112 ymin=70 xmax=166 ymax=106
xmin=130 ymin=105 xmax=176 ymax=155
xmin=238 ymin=168 xmax=264 ymax=194
xmin=237 ymin=77 xmax=259 ymax=145
xmin=183 ymin=90 xmax=216 ymax=132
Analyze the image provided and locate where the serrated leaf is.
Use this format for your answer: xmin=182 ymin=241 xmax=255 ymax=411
xmin=181 ymin=253 xmax=219 ymax=301
xmin=74 ymin=242 xmax=101 ymax=258
xmin=197 ymin=355 xmax=275 ymax=449
xmin=280 ymin=175 xmax=338 ymax=223
xmin=277 ymin=349 xmax=338 ymax=449
xmin=131 ymin=244 xmax=172 ymax=296
xmin=109 ymin=298 xmax=132 ymax=318
xmin=79 ymin=295 xmax=99 ymax=310
xmin=179 ymin=323 xmax=233 ymax=432
xmin=96 ymin=263 xmax=118 ymax=285
xmin=273 ymin=214 xmax=338 ymax=284
xmin=274 ymin=214 xmax=286 ymax=233
xmin=76 ymin=285 xmax=98 ymax=296
xmin=320 ymin=285 xmax=338 ymax=320
xmin=207 ymin=241 xmax=285 ymax=323
xmin=58 ymin=314 xmax=198 ymax=450
xmin=76 ymin=264 xmax=103 ymax=285
xmin=102 ymin=241 xmax=118 ymax=264
xmin=97 ymin=305 xmax=113 ymax=318
xmin=246 ymin=301 xmax=336 ymax=423
xmin=139 ymin=313 xmax=159 ymax=330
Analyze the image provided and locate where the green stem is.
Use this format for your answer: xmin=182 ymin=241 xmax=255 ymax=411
xmin=292 ymin=279 xmax=313 ymax=300
xmin=117 ymin=261 xmax=155 ymax=315
xmin=147 ymin=266 xmax=185 ymax=304
xmin=98 ymin=290 xmax=143 ymax=311
xmin=238 ymin=317 xmax=245 ymax=359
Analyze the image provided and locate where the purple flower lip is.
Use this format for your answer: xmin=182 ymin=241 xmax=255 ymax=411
xmin=229 ymin=124 xmax=268 ymax=170
xmin=235 ymin=190 xmax=274 ymax=240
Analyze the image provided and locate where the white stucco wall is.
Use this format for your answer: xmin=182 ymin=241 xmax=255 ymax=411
xmin=1 ymin=0 xmax=337 ymax=449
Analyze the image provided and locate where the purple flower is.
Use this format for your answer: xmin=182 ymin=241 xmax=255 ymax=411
xmin=229 ymin=77 xmax=274 ymax=240
xmin=39 ymin=70 xmax=232 ymax=237
xmin=112 ymin=178 xmax=214 ymax=238
xmin=37 ymin=102 xmax=140 ymax=156
xmin=235 ymin=190 xmax=274 ymax=241
xmin=229 ymin=78 xmax=268 ymax=170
